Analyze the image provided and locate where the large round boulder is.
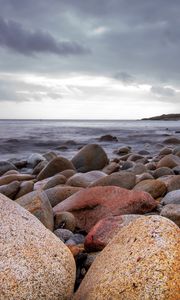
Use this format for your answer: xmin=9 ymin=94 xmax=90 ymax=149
xmin=74 ymin=216 xmax=180 ymax=300
xmin=53 ymin=186 xmax=157 ymax=232
xmin=0 ymin=193 xmax=76 ymax=300
xmin=157 ymin=154 xmax=180 ymax=169
xmin=71 ymin=144 xmax=108 ymax=172
xmin=133 ymin=179 xmax=167 ymax=199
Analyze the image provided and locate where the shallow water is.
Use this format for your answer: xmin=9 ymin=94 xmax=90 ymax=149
xmin=0 ymin=119 xmax=179 ymax=161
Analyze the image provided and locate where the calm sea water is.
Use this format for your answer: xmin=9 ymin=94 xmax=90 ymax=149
xmin=0 ymin=119 xmax=179 ymax=161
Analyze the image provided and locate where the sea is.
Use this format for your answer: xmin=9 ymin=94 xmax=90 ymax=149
xmin=0 ymin=119 xmax=179 ymax=161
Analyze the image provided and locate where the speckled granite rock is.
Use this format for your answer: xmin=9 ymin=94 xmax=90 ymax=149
xmin=16 ymin=191 xmax=54 ymax=231
xmin=0 ymin=193 xmax=76 ymax=300
xmin=74 ymin=216 xmax=180 ymax=300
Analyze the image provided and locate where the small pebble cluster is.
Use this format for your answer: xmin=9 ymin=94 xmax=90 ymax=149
xmin=0 ymin=138 xmax=180 ymax=299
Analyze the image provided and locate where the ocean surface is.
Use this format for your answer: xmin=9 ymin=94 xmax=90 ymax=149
xmin=0 ymin=119 xmax=179 ymax=161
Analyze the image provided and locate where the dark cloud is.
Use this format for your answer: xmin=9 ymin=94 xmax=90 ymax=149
xmin=0 ymin=16 xmax=90 ymax=56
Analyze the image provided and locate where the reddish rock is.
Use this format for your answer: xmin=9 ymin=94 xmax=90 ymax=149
xmin=71 ymin=144 xmax=108 ymax=172
xmin=84 ymin=215 xmax=141 ymax=251
xmin=45 ymin=186 xmax=83 ymax=207
xmin=37 ymin=157 xmax=75 ymax=181
xmin=53 ymin=186 xmax=158 ymax=232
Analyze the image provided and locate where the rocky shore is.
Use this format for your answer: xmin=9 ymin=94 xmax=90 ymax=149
xmin=142 ymin=113 xmax=180 ymax=121
xmin=1 ymin=138 xmax=180 ymax=299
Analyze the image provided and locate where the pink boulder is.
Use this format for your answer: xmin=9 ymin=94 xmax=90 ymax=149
xmin=53 ymin=186 xmax=157 ymax=232
xmin=84 ymin=215 xmax=142 ymax=251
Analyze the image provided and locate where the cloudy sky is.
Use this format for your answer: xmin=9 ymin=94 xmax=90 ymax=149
xmin=0 ymin=0 xmax=180 ymax=119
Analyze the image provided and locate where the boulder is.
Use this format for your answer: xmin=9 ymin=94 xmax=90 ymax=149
xmin=0 ymin=181 xmax=20 ymax=199
xmin=133 ymin=179 xmax=167 ymax=199
xmin=74 ymin=216 xmax=180 ymax=300
xmin=99 ymin=134 xmax=118 ymax=142
xmin=53 ymin=186 xmax=157 ymax=232
xmin=163 ymin=137 xmax=180 ymax=144
xmin=0 ymin=174 xmax=35 ymax=186
xmin=60 ymin=169 xmax=76 ymax=179
xmin=71 ymin=144 xmax=108 ymax=172
xmin=130 ymin=163 xmax=147 ymax=175
xmin=32 ymin=160 xmax=47 ymax=175
xmin=66 ymin=171 xmax=106 ymax=188
xmin=153 ymin=167 xmax=174 ymax=178
xmin=84 ymin=215 xmax=142 ymax=251
xmin=54 ymin=211 xmax=76 ymax=231
xmin=37 ymin=157 xmax=75 ymax=181
xmin=0 ymin=160 xmax=17 ymax=176
xmin=136 ymin=172 xmax=154 ymax=184
xmin=15 ymin=181 xmax=34 ymax=199
xmin=161 ymin=204 xmax=180 ymax=227
xmin=159 ymin=147 xmax=172 ymax=156
xmin=90 ymin=171 xmax=136 ymax=190
xmin=16 ymin=191 xmax=54 ymax=231
xmin=45 ymin=186 xmax=83 ymax=207
xmin=157 ymin=154 xmax=180 ymax=169
xmin=102 ymin=162 xmax=120 ymax=174
xmin=159 ymin=175 xmax=180 ymax=192
xmin=161 ymin=190 xmax=180 ymax=205
xmin=43 ymin=174 xmax=67 ymax=190
xmin=0 ymin=193 xmax=75 ymax=300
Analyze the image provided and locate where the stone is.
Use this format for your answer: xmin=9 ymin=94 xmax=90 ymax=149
xmin=37 ymin=157 xmax=75 ymax=181
xmin=90 ymin=171 xmax=136 ymax=190
xmin=16 ymin=191 xmax=54 ymax=231
xmin=145 ymin=162 xmax=157 ymax=170
xmin=161 ymin=204 xmax=180 ymax=227
xmin=43 ymin=174 xmax=67 ymax=190
xmin=0 ymin=174 xmax=35 ymax=186
xmin=99 ymin=134 xmax=118 ymax=142
xmin=74 ymin=216 xmax=180 ymax=300
xmin=173 ymin=166 xmax=180 ymax=175
xmin=66 ymin=234 xmax=85 ymax=245
xmin=84 ymin=252 xmax=100 ymax=271
xmin=173 ymin=146 xmax=180 ymax=155
xmin=102 ymin=162 xmax=120 ymax=174
xmin=129 ymin=163 xmax=147 ymax=175
xmin=116 ymin=146 xmax=131 ymax=155
xmin=15 ymin=181 xmax=34 ymax=199
xmin=133 ymin=179 xmax=167 ymax=199
xmin=54 ymin=228 xmax=74 ymax=242
xmin=60 ymin=169 xmax=76 ymax=179
xmin=153 ymin=167 xmax=174 ymax=178
xmin=54 ymin=211 xmax=76 ymax=231
xmin=0 ymin=181 xmax=20 ymax=199
xmin=163 ymin=137 xmax=180 ymax=144
xmin=45 ymin=186 xmax=83 ymax=207
xmin=84 ymin=215 xmax=142 ymax=252
xmin=161 ymin=190 xmax=180 ymax=205
xmin=0 ymin=194 xmax=75 ymax=300
xmin=27 ymin=153 xmax=45 ymax=168
xmin=32 ymin=160 xmax=47 ymax=175
xmin=66 ymin=171 xmax=106 ymax=188
xmin=71 ymin=144 xmax=108 ymax=172
xmin=121 ymin=161 xmax=134 ymax=170
xmin=127 ymin=154 xmax=144 ymax=162
xmin=53 ymin=186 xmax=157 ymax=232
xmin=43 ymin=151 xmax=57 ymax=161
xmin=136 ymin=172 xmax=154 ymax=184
xmin=159 ymin=175 xmax=180 ymax=192
xmin=159 ymin=147 xmax=173 ymax=156
xmin=0 ymin=160 xmax=17 ymax=176
xmin=157 ymin=154 xmax=180 ymax=169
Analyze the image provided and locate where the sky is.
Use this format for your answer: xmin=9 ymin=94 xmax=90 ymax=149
xmin=0 ymin=0 xmax=180 ymax=119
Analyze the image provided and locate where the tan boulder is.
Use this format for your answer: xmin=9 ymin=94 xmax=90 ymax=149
xmin=159 ymin=175 xmax=180 ymax=192
xmin=0 ymin=174 xmax=35 ymax=186
xmin=0 ymin=193 xmax=76 ymax=300
xmin=74 ymin=216 xmax=180 ymax=300
xmin=16 ymin=191 xmax=54 ymax=231
xmin=133 ymin=179 xmax=167 ymax=198
xmin=45 ymin=186 xmax=83 ymax=207
xmin=90 ymin=171 xmax=136 ymax=189
xmin=37 ymin=157 xmax=75 ymax=181
xmin=15 ymin=181 xmax=34 ymax=199
xmin=66 ymin=171 xmax=106 ymax=188
xmin=0 ymin=180 xmax=20 ymax=199
xmin=157 ymin=154 xmax=180 ymax=169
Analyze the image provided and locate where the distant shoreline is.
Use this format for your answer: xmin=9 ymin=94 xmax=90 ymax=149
xmin=142 ymin=114 xmax=180 ymax=121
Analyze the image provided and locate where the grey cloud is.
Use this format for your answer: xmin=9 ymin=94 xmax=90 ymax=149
xmin=113 ymin=72 xmax=135 ymax=84
xmin=0 ymin=16 xmax=90 ymax=56
xmin=151 ymin=86 xmax=176 ymax=97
